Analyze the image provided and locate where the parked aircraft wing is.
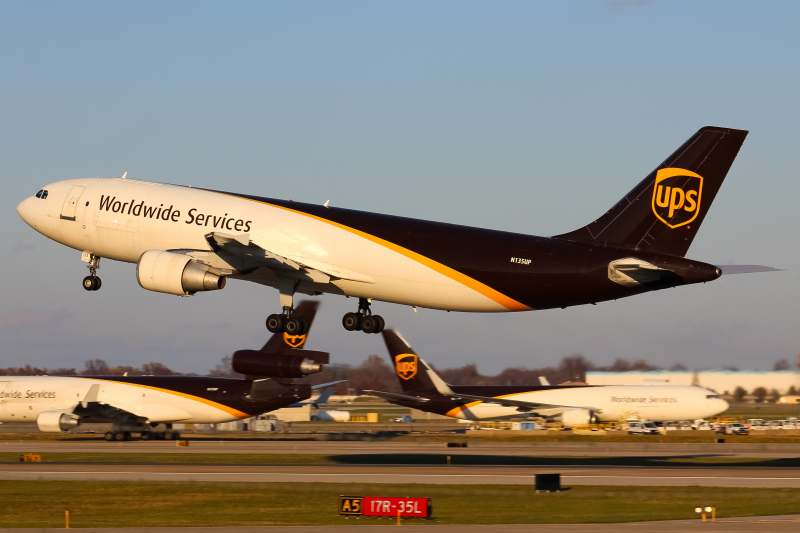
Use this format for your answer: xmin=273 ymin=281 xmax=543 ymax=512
xmin=363 ymin=390 xmax=431 ymax=403
xmin=205 ymin=232 xmax=375 ymax=284
xmin=71 ymin=401 xmax=151 ymax=425
xmin=435 ymin=391 xmax=583 ymax=413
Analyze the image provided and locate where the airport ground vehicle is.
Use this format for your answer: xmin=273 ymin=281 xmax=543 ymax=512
xmin=717 ymin=423 xmax=749 ymax=435
xmin=627 ymin=420 xmax=660 ymax=435
xmin=691 ymin=419 xmax=712 ymax=430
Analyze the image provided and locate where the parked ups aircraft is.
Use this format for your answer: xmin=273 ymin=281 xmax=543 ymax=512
xmin=0 ymin=302 xmax=328 ymax=441
xmin=366 ymin=330 xmax=729 ymax=424
xmin=18 ymin=127 xmax=770 ymax=334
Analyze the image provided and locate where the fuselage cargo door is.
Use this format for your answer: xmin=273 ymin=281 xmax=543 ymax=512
xmin=60 ymin=186 xmax=86 ymax=221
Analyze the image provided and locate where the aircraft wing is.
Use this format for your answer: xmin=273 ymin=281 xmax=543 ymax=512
xmin=204 ymin=232 xmax=375 ymax=284
xmin=71 ymin=400 xmax=149 ymax=425
xmin=363 ymin=390 xmax=431 ymax=403
xmin=67 ymin=384 xmax=177 ymax=424
xmin=417 ymin=364 xmax=597 ymax=414
xmin=441 ymin=392 xmax=588 ymax=413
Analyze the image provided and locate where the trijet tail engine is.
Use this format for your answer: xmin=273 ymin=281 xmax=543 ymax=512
xmin=232 ymin=349 xmax=329 ymax=379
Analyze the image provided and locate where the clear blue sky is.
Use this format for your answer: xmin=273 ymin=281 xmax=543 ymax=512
xmin=2 ymin=1 xmax=798 ymax=374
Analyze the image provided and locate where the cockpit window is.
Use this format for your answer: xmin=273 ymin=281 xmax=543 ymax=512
xmin=35 ymin=189 xmax=48 ymax=199
xmin=706 ymin=394 xmax=719 ymax=399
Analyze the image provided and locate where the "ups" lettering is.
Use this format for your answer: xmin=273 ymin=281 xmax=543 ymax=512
xmin=651 ymin=168 xmax=703 ymax=229
xmin=395 ymin=354 xmax=418 ymax=380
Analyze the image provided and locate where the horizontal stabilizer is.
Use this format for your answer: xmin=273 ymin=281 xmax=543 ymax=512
xmin=717 ymin=265 xmax=781 ymax=275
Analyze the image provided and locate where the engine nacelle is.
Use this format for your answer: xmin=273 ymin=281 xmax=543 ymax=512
xmin=232 ymin=350 xmax=327 ymax=378
xmin=560 ymin=408 xmax=597 ymax=427
xmin=36 ymin=410 xmax=80 ymax=432
xmin=136 ymin=250 xmax=225 ymax=296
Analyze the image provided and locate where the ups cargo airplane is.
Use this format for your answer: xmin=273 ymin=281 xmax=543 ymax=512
xmin=17 ymin=127 xmax=771 ymax=334
xmin=367 ymin=330 xmax=729 ymax=424
xmin=0 ymin=301 xmax=328 ymax=441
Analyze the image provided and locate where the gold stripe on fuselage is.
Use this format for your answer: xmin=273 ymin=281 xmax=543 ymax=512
xmin=220 ymin=193 xmax=532 ymax=312
xmin=84 ymin=378 xmax=250 ymax=419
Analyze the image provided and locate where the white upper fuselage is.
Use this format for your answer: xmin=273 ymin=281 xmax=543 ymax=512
xmin=446 ymin=385 xmax=728 ymax=422
xmin=16 ymin=177 xmax=515 ymax=311
xmin=0 ymin=376 xmax=248 ymax=424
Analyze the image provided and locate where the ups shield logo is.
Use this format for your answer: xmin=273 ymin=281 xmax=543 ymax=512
xmin=283 ymin=332 xmax=307 ymax=349
xmin=652 ymin=168 xmax=703 ymax=229
xmin=395 ymin=353 xmax=418 ymax=380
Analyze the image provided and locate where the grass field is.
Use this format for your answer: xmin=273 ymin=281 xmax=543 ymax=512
xmin=1 ymin=481 xmax=799 ymax=527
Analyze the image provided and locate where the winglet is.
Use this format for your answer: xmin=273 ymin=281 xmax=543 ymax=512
xmin=81 ymin=383 xmax=100 ymax=408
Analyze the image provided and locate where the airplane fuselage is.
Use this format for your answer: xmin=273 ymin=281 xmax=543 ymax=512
xmin=389 ymin=384 xmax=727 ymax=422
xmin=17 ymin=177 xmax=721 ymax=312
xmin=0 ymin=375 xmax=308 ymax=425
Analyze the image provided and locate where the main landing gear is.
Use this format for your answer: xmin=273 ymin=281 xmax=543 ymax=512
xmin=82 ymin=254 xmax=102 ymax=291
xmin=266 ymin=307 xmax=308 ymax=335
xmin=342 ymin=298 xmax=385 ymax=334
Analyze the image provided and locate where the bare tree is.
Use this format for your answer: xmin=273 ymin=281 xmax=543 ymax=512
xmin=81 ymin=359 xmax=109 ymax=375
xmin=752 ymin=386 xmax=767 ymax=403
xmin=733 ymin=386 xmax=748 ymax=402
xmin=774 ymin=359 xmax=791 ymax=371
xmin=141 ymin=362 xmax=178 ymax=376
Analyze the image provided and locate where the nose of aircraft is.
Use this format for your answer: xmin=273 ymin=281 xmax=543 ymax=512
xmin=716 ymin=397 xmax=730 ymax=413
xmin=17 ymin=197 xmax=35 ymax=228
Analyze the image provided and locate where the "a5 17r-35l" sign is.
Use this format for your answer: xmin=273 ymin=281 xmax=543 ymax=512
xmin=339 ymin=496 xmax=431 ymax=518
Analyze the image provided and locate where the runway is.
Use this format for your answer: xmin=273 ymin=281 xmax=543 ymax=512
xmin=2 ymin=439 xmax=799 ymax=458
xmin=4 ymin=463 xmax=800 ymax=488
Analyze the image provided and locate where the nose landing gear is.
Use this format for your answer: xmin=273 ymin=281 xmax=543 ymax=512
xmin=82 ymin=254 xmax=102 ymax=291
xmin=343 ymin=298 xmax=385 ymax=334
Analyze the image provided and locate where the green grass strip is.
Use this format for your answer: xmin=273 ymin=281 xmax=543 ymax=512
xmin=1 ymin=481 xmax=799 ymax=527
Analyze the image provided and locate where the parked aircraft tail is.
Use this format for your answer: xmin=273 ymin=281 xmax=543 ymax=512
xmin=232 ymin=300 xmax=328 ymax=378
xmin=382 ymin=329 xmax=449 ymax=394
xmin=554 ymin=126 xmax=748 ymax=258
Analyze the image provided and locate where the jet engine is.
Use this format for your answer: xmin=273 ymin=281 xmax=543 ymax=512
xmin=36 ymin=410 xmax=80 ymax=432
xmin=232 ymin=350 xmax=327 ymax=378
xmin=560 ymin=408 xmax=597 ymax=427
xmin=136 ymin=250 xmax=225 ymax=296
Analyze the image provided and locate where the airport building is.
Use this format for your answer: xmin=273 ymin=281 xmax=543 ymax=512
xmin=586 ymin=370 xmax=799 ymax=395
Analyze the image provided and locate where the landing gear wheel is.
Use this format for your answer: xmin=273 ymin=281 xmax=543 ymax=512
xmin=114 ymin=431 xmax=126 ymax=442
xmin=284 ymin=317 xmax=306 ymax=335
xmin=342 ymin=312 xmax=361 ymax=331
xmin=361 ymin=315 xmax=377 ymax=334
xmin=361 ymin=315 xmax=385 ymax=334
xmin=140 ymin=431 xmax=152 ymax=441
xmin=104 ymin=431 xmax=115 ymax=442
xmin=83 ymin=276 xmax=100 ymax=291
xmin=266 ymin=314 xmax=285 ymax=333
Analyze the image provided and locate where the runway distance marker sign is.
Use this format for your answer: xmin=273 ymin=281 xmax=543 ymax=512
xmin=339 ymin=496 xmax=431 ymax=517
